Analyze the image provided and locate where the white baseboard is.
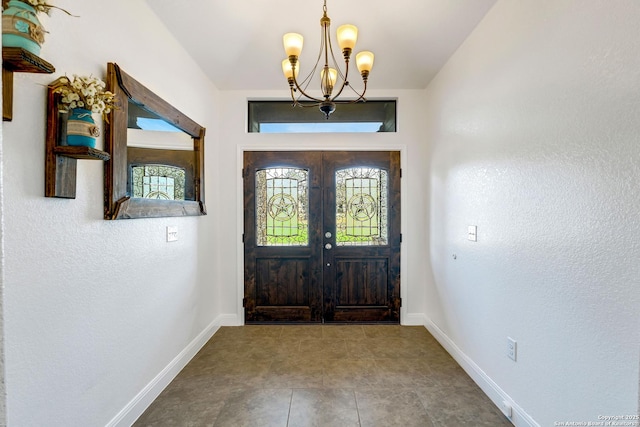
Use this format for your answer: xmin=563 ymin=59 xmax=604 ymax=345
xmin=217 ymin=313 xmax=241 ymax=326
xmin=106 ymin=315 xmax=225 ymax=427
xmin=422 ymin=315 xmax=540 ymax=427
xmin=403 ymin=312 xmax=428 ymax=326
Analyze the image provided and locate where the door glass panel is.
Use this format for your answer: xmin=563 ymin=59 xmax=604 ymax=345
xmin=336 ymin=167 xmax=388 ymax=246
xmin=256 ymin=167 xmax=309 ymax=246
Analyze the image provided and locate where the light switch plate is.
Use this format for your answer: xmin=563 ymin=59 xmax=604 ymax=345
xmin=167 ymin=226 xmax=178 ymax=242
xmin=468 ymin=225 xmax=477 ymax=241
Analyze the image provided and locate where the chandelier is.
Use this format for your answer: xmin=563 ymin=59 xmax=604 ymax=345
xmin=281 ymin=0 xmax=374 ymax=119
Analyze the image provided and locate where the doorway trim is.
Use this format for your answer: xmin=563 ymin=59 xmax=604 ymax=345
xmin=236 ymin=144 xmax=407 ymax=325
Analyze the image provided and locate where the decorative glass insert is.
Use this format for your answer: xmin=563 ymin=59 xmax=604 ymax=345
xmin=256 ymin=168 xmax=309 ymax=246
xmin=131 ymin=164 xmax=186 ymax=200
xmin=336 ymin=167 xmax=388 ymax=246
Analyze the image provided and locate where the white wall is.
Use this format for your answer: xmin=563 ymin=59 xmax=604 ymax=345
xmin=0 ymin=57 xmax=6 ymax=426
xmin=424 ymin=0 xmax=640 ymax=425
xmin=216 ymin=89 xmax=432 ymax=325
xmin=1 ymin=1 xmax=220 ymax=425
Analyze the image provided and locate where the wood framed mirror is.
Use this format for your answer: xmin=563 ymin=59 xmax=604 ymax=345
xmin=104 ymin=63 xmax=206 ymax=219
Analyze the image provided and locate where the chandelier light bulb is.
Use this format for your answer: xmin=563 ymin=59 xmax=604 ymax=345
xmin=283 ymin=33 xmax=304 ymax=57
xmin=282 ymin=59 xmax=299 ymax=80
xmin=356 ymin=51 xmax=374 ymax=74
xmin=336 ymin=24 xmax=358 ymax=52
xmin=321 ymin=67 xmax=338 ymax=96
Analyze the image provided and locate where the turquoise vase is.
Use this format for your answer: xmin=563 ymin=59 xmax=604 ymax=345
xmin=2 ymin=0 xmax=45 ymax=56
xmin=66 ymin=109 xmax=99 ymax=148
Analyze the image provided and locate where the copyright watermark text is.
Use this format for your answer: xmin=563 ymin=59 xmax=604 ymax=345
xmin=554 ymin=415 xmax=639 ymax=427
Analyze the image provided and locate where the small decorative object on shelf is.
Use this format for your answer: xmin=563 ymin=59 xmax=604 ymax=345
xmin=52 ymin=74 xmax=117 ymax=148
xmin=2 ymin=0 xmax=45 ymax=55
xmin=1 ymin=0 xmax=74 ymax=55
xmin=45 ymin=75 xmax=112 ymax=199
xmin=66 ymin=108 xmax=99 ymax=147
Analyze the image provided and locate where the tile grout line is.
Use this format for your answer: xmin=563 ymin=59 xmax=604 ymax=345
xmin=285 ymin=388 xmax=294 ymax=427
xmin=353 ymin=389 xmax=363 ymax=427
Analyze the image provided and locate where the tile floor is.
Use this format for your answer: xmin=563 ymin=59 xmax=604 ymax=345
xmin=134 ymin=325 xmax=512 ymax=427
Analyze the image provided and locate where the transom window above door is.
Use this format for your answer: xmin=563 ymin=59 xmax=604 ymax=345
xmin=248 ymin=100 xmax=396 ymax=133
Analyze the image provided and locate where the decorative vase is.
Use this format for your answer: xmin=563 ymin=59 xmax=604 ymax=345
xmin=2 ymin=0 xmax=45 ymax=56
xmin=66 ymin=108 xmax=100 ymax=148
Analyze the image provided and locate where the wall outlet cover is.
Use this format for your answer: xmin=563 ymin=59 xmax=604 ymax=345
xmin=167 ymin=226 xmax=178 ymax=242
xmin=501 ymin=400 xmax=513 ymax=418
xmin=507 ymin=337 xmax=517 ymax=361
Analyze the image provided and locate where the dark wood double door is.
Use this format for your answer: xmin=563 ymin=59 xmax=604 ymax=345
xmin=243 ymin=151 xmax=400 ymax=323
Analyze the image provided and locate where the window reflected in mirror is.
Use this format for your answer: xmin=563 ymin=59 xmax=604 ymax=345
xmin=131 ymin=165 xmax=186 ymax=200
xmin=126 ymin=100 xmax=196 ymax=201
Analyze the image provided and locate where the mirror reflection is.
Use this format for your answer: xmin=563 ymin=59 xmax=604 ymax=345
xmin=126 ymin=101 xmax=196 ymax=201
xmin=104 ymin=62 xmax=206 ymax=220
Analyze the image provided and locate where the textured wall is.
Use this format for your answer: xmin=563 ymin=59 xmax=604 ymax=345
xmin=0 ymin=81 xmax=5 ymax=426
xmin=1 ymin=1 xmax=220 ymax=425
xmin=425 ymin=0 xmax=640 ymax=425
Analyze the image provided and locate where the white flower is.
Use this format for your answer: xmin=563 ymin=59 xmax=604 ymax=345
xmin=53 ymin=74 xmax=117 ymax=120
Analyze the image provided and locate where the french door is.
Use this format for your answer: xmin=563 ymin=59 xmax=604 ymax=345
xmin=243 ymin=151 xmax=401 ymax=323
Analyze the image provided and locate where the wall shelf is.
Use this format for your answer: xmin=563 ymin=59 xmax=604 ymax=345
xmin=52 ymin=146 xmax=110 ymax=161
xmin=45 ymin=78 xmax=110 ymax=199
xmin=2 ymin=47 xmax=55 ymax=121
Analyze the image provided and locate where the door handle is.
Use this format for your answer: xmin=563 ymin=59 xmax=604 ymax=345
xmin=325 ymin=243 xmax=332 ymax=250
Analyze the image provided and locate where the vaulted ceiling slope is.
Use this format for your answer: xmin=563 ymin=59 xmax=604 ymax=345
xmin=147 ymin=0 xmax=497 ymax=91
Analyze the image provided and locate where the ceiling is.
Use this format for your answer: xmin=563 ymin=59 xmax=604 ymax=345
xmin=147 ymin=0 xmax=497 ymax=91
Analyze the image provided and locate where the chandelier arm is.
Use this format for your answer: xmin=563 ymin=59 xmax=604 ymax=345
xmin=291 ymin=75 xmax=325 ymax=103
xmin=331 ymin=79 xmax=368 ymax=104
xmin=350 ymin=80 xmax=368 ymax=102
xmin=326 ymin=31 xmax=347 ymax=81
xmin=328 ymin=59 xmax=351 ymax=101
xmin=325 ymin=29 xmax=353 ymax=101
xmin=323 ymin=21 xmax=330 ymax=75
xmin=288 ymin=86 xmax=298 ymax=106
xmin=297 ymin=60 xmax=320 ymax=92
xmin=299 ymin=24 xmax=326 ymax=89
xmin=297 ymin=102 xmax=325 ymax=108
xmin=290 ymin=22 xmax=328 ymax=104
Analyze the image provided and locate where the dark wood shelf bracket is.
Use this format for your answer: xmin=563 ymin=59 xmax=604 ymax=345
xmin=2 ymin=47 xmax=55 ymax=121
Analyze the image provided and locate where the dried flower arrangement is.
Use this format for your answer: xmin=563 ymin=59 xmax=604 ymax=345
xmin=53 ymin=75 xmax=117 ymax=121
xmin=22 ymin=0 xmax=74 ymax=16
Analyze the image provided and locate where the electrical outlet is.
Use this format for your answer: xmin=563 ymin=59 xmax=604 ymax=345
xmin=507 ymin=337 xmax=517 ymax=361
xmin=501 ymin=400 xmax=513 ymax=418
xmin=167 ymin=226 xmax=178 ymax=242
